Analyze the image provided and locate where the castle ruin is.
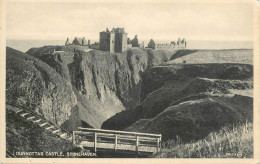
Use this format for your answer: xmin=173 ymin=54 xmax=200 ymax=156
xmin=148 ymin=38 xmax=187 ymax=51
xmin=65 ymin=37 xmax=90 ymax=46
xmin=65 ymin=28 xmax=187 ymax=52
xmin=99 ymin=28 xmax=128 ymax=53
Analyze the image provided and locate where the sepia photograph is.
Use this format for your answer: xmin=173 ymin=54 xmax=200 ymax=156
xmin=1 ymin=0 xmax=259 ymax=163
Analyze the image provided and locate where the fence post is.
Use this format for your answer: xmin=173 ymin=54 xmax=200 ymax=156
xmin=115 ymin=134 xmax=118 ymax=151
xmin=94 ymin=133 xmax=97 ymax=153
xmin=156 ymin=137 xmax=160 ymax=153
xmin=136 ymin=136 xmax=139 ymax=153
xmin=72 ymin=131 xmax=75 ymax=146
xmin=160 ymin=136 xmax=162 ymax=152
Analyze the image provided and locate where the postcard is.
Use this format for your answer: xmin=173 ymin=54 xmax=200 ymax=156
xmin=0 ymin=0 xmax=259 ymax=163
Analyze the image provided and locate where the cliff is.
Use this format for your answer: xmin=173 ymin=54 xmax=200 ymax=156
xmin=125 ymin=94 xmax=252 ymax=142
xmin=24 ymin=46 xmax=173 ymax=129
xmin=7 ymin=45 xmax=253 ymax=143
xmin=102 ymin=63 xmax=253 ymax=142
xmin=6 ymin=105 xmax=73 ymax=156
xmin=6 ymin=47 xmax=78 ymax=127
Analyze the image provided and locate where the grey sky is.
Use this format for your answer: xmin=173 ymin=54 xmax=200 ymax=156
xmin=6 ymin=2 xmax=254 ymax=41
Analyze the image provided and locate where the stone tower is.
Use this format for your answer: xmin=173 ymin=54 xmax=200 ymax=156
xmin=131 ymin=35 xmax=139 ymax=47
xmin=177 ymin=38 xmax=182 ymax=48
xmin=181 ymin=38 xmax=187 ymax=48
xmin=65 ymin=38 xmax=70 ymax=46
xmin=148 ymin=39 xmax=155 ymax=50
xmin=100 ymin=28 xmax=128 ymax=53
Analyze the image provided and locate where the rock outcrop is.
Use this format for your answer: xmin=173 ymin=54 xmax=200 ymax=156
xmin=125 ymin=95 xmax=253 ymax=142
xmin=102 ymin=63 xmax=253 ymax=142
xmin=25 ymin=46 xmax=173 ymax=128
xmin=6 ymin=47 xmax=77 ymax=127
xmin=6 ymin=105 xmax=73 ymax=155
xmin=7 ymin=45 xmax=253 ymax=141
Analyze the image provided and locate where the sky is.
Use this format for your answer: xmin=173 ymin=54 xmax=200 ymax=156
xmin=6 ymin=2 xmax=254 ymax=41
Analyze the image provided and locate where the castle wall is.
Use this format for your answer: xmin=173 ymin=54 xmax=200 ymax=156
xmin=114 ymin=33 xmax=127 ymax=53
xmin=122 ymin=33 xmax=128 ymax=52
xmin=177 ymin=43 xmax=186 ymax=49
xmin=110 ymin=33 xmax=115 ymax=53
xmin=155 ymin=44 xmax=175 ymax=51
xmin=154 ymin=42 xmax=186 ymax=51
xmin=114 ymin=33 xmax=122 ymax=53
xmin=100 ymin=28 xmax=128 ymax=53
xmin=100 ymin=32 xmax=111 ymax=52
xmin=127 ymin=44 xmax=132 ymax=48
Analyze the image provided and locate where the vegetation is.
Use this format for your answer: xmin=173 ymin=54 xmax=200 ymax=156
xmin=6 ymin=109 xmax=73 ymax=158
xmin=6 ymin=47 xmax=77 ymax=127
xmin=155 ymin=121 xmax=253 ymax=158
xmin=168 ymin=49 xmax=253 ymax=65
xmin=7 ymin=46 xmax=253 ymax=158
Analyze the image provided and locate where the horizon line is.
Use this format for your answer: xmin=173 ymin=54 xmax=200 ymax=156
xmin=6 ymin=38 xmax=254 ymax=42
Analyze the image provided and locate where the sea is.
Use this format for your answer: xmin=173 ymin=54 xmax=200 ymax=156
xmin=6 ymin=39 xmax=253 ymax=53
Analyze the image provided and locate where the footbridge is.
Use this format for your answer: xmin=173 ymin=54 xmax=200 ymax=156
xmin=73 ymin=128 xmax=162 ymax=154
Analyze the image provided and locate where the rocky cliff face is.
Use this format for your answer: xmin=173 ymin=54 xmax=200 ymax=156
xmin=24 ymin=46 xmax=173 ymax=129
xmin=6 ymin=105 xmax=73 ymax=155
xmin=125 ymin=94 xmax=253 ymax=142
xmin=102 ymin=63 xmax=253 ymax=130
xmin=102 ymin=62 xmax=253 ymax=142
xmin=7 ymin=45 xmax=253 ymax=140
xmin=6 ymin=47 xmax=77 ymax=127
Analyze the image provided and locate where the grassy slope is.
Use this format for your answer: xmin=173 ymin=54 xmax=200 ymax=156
xmin=6 ymin=47 xmax=77 ymax=127
xmin=169 ymin=49 xmax=198 ymax=60
xmin=9 ymin=46 xmax=253 ymax=158
xmin=6 ymin=108 xmax=73 ymax=158
xmin=167 ymin=49 xmax=253 ymax=64
xmin=102 ymin=64 xmax=253 ymax=131
xmin=155 ymin=122 xmax=253 ymax=158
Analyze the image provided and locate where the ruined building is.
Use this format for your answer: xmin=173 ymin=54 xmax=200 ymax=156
xmin=148 ymin=38 xmax=187 ymax=50
xmin=99 ymin=28 xmax=128 ymax=53
xmin=177 ymin=38 xmax=187 ymax=49
xmin=65 ymin=37 xmax=90 ymax=46
xmin=140 ymin=41 xmax=145 ymax=50
xmin=148 ymin=39 xmax=155 ymax=50
xmin=131 ymin=35 xmax=139 ymax=47
xmin=127 ymin=38 xmax=132 ymax=48
xmin=65 ymin=38 xmax=70 ymax=46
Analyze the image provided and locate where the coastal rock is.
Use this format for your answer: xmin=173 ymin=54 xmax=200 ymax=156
xmin=26 ymin=46 xmax=173 ymax=128
xmin=6 ymin=47 xmax=77 ymax=126
xmin=102 ymin=63 xmax=253 ymax=142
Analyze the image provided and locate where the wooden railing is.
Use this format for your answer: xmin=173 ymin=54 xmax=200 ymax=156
xmin=72 ymin=128 xmax=162 ymax=154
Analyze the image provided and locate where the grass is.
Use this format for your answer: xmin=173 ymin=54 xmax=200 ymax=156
xmin=167 ymin=49 xmax=253 ymax=65
xmin=6 ymin=109 xmax=74 ymax=158
xmin=155 ymin=121 xmax=253 ymax=158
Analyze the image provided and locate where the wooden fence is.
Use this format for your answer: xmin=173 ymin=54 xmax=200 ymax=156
xmin=72 ymin=128 xmax=162 ymax=154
